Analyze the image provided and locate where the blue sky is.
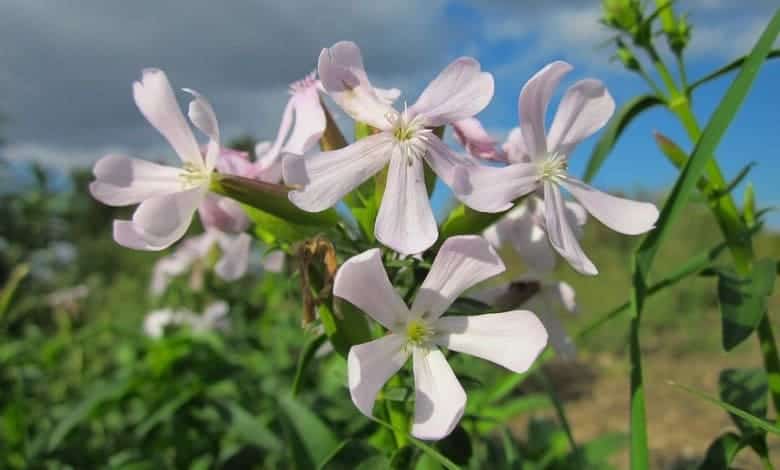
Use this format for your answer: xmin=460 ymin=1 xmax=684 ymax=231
xmin=1 ymin=0 xmax=778 ymax=224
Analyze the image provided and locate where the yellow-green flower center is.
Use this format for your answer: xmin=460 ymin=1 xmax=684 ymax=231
xmin=405 ymin=318 xmax=433 ymax=346
xmin=179 ymin=162 xmax=212 ymax=189
xmin=537 ymin=152 xmax=568 ymax=182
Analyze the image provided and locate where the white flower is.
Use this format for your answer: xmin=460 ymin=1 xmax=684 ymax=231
xmin=90 ymin=69 xmax=222 ymax=251
xmin=335 ymin=236 xmax=547 ymax=440
xmin=455 ymin=61 xmax=659 ymax=275
xmin=143 ymin=301 xmax=230 ymax=338
xmin=284 ymin=41 xmax=494 ymax=255
xmin=150 ymin=229 xmax=251 ymax=295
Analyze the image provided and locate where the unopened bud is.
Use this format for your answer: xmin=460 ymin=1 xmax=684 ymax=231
xmin=615 ymin=39 xmax=640 ymax=71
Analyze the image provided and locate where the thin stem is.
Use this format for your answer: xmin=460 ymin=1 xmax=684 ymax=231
xmin=656 ymin=38 xmax=780 ymax=454
xmin=538 ymin=369 xmax=580 ymax=459
xmin=675 ymin=53 xmax=689 ymax=91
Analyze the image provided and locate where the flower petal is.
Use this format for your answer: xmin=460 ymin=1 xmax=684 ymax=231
xmin=149 ymin=239 xmax=202 ymax=295
xmin=334 ymin=248 xmax=411 ymax=330
xmin=375 ymin=150 xmax=438 ymax=255
xmin=561 ymin=177 xmax=658 ymax=235
xmin=198 ymin=193 xmax=249 ymax=233
xmin=498 ymin=200 xmax=558 ymax=275
xmin=423 ymin=134 xmax=475 ymax=190
xmin=90 ymin=154 xmax=182 ymax=206
xmin=551 ymin=281 xmax=577 ymax=314
xmin=502 ymin=127 xmax=531 ymax=163
xmin=543 ymin=181 xmax=597 ymax=275
xmin=547 ymin=79 xmax=615 ymax=155
xmin=435 ymin=310 xmax=548 ymax=373
xmin=452 ymin=162 xmax=539 ymax=213
xmin=113 ymin=220 xmax=161 ymax=251
xmin=284 ymin=86 xmax=326 ymax=155
xmin=132 ymin=68 xmax=202 ymax=167
xmin=452 ymin=117 xmax=503 ymax=160
xmin=348 ymin=334 xmax=409 ymax=417
xmin=519 ymin=61 xmax=573 ymax=159
xmin=411 ymin=235 xmax=505 ymax=320
xmin=411 ymin=348 xmax=466 ymax=440
xmin=526 ymin=294 xmax=576 ymax=360
xmin=129 ymin=186 xmax=205 ymax=250
xmin=317 ymin=41 xmax=395 ymax=129
xmin=284 ymin=133 xmax=392 ymax=211
xmin=215 ymin=232 xmax=251 ymax=281
xmin=183 ymin=88 xmax=220 ymax=171
xmin=410 ymin=57 xmax=494 ymax=127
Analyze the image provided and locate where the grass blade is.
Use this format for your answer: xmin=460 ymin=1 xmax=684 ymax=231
xmin=627 ymin=10 xmax=780 ymax=469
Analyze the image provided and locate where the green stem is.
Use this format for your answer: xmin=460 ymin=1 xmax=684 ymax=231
xmin=385 ymin=375 xmax=409 ymax=448
xmin=655 ymin=34 xmax=780 ymax=446
xmin=538 ymin=370 xmax=580 ymax=458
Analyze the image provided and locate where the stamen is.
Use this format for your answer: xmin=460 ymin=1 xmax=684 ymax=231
xmin=405 ymin=318 xmax=433 ymax=348
xmin=537 ymin=152 xmax=568 ymax=182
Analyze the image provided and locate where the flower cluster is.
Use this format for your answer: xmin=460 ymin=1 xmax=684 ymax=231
xmin=90 ymin=40 xmax=659 ymax=441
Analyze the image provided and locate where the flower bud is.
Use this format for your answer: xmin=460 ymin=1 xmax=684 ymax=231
xmin=615 ymin=38 xmax=640 ymax=71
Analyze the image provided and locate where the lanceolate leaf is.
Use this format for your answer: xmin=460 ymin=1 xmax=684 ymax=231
xmin=718 ymin=259 xmax=776 ymax=350
xmin=629 ymin=11 xmax=780 ymax=469
xmin=583 ymin=94 xmax=663 ymax=183
xmin=670 ymin=381 xmax=780 ymax=435
xmin=439 ymin=204 xmax=510 ymax=242
xmin=698 ymin=432 xmax=745 ymax=470
xmin=210 ymin=173 xmax=340 ymax=227
xmin=688 ymin=49 xmax=780 ymax=93
xmin=279 ymin=395 xmax=342 ymax=468
xmin=718 ymin=368 xmax=769 ymax=436
xmin=634 ymin=9 xmax=780 ymax=279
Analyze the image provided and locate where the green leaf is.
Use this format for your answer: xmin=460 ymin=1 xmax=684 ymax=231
xmin=318 ymin=298 xmax=372 ymax=356
xmin=135 ymin=388 xmax=198 ymax=438
xmin=315 ymin=439 xmax=351 ymax=470
xmin=48 ymin=377 xmax=130 ymax=451
xmin=210 ymin=173 xmax=340 ymax=227
xmin=0 ymin=264 xmax=29 ymax=322
xmin=629 ymin=11 xmax=780 ymax=468
xmin=634 ymin=11 xmax=780 ymax=277
xmin=278 ymin=395 xmax=341 ymax=468
xmin=669 ymin=381 xmax=780 ymax=435
xmin=225 ymin=402 xmax=282 ymax=452
xmin=372 ymin=417 xmax=462 ymax=470
xmin=718 ymin=368 xmax=768 ymax=436
xmin=743 ymin=183 xmax=756 ymax=227
xmin=698 ymin=432 xmax=745 ymax=470
xmin=355 ymin=456 xmax=391 ymax=470
xmin=245 ymin=205 xmax=320 ymax=245
xmin=439 ymin=204 xmax=509 ymax=241
xmin=291 ymin=333 xmax=327 ymax=396
xmin=718 ymin=259 xmax=776 ymax=350
xmin=688 ymin=49 xmax=780 ymax=93
xmin=582 ymin=94 xmax=663 ymax=183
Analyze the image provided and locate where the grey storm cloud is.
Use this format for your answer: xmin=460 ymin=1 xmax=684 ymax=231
xmin=0 ymin=0 xmax=448 ymax=163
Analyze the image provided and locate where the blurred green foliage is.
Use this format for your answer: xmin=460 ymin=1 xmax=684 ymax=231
xmin=0 ymin=165 xmax=776 ymax=469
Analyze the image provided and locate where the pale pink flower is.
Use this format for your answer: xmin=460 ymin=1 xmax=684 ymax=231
xmin=451 ymin=117 xmax=505 ymax=161
xmin=484 ymin=196 xmax=586 ymax=275
xmin=455 ymin=61 xmax=659 ymax=275
xmin=199 ymin=148 xmax=252 ymax=233
xmin=285 ymin=41 xmax=494 ymax=255
xmin=470 ymin=276 xmax=578 ymax=359
xmin=143 ymin=301 xmax=230 ymax=338
xmin=90 ymin=69 xmax=221 ymax=251
xmin=150 ymin=229 xmax=251 ymax=295
xmin=335 ymin=236 xmax=547 ymax=440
